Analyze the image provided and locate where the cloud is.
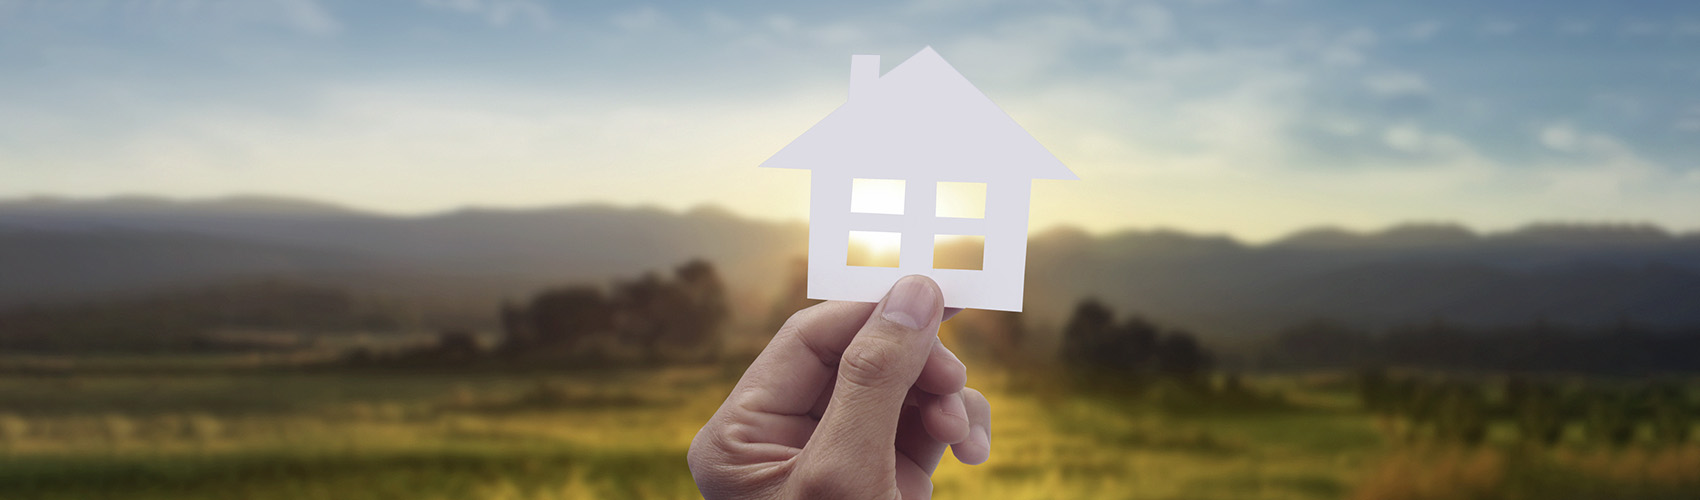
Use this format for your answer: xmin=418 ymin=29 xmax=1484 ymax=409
xmin=1534 ymin=123 xmax=1662 ymax=199
xmin=1621 ymin=20 xmax=1661 ymax=37
xmin=1680 ymin=21 xmax=1700 ymax=36
xmin=1537 ymin=123 xmax=1639 ymax=157
xmin=1538 ymin=124 xmax=1582 ymax=152
xmin=0 ymin=77 xmax=845 ymax=220
xmin=1316 ymin=115 xmax=1364 ymax=137
xmin=1381 ymin=124 xmax=1426 ymax=153
xmin=273 ymin=0 xmax=338 ymax=35
xmin=1321 ymin=27 xmax=1377 ymax=65
xmin=1675 ymin=107 xmax=1700 ymax=132
xmin=6 ymin=0 xmax=1700 ymax=239
xmin=1363 ymin=71 xmax=1429 ymax=97
xmin=0 ymin=0 xmax=340 ymax=35
xmin=1403 ymin=21 xmax=1443 ymax=41
xmin=611 ymin=6 xmax=665 ymax=31
xmin=419 ymin=0 xmax=551 ymax=28
xmin=1479 ymin=21 xmax=1518 ymax=36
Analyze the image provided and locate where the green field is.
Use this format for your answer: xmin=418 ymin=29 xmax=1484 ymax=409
xmin=0 ymin=359 xmax=1695 ymax=500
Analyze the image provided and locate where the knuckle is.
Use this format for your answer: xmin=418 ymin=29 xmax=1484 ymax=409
xmin=961 ymin=386 xmax=984 ymax=401
xmin=777 ymin=301 xmax=838 ymax=337
xmin=688 ymin=415 xmax=729 ymax=462
xmin=778 ymin=308 xmax=841 ymax=367
xmin=792 ymin=469 xmax=841 ymax=497
xmin=777 ymin=308 xmax=810 ymax=336
xmin=791 ymin=465 xmax=875 ymax=500
xmin=838 ymin=336 xmax=909 ymax=389
xmin=686 ymin=427 xmax=719 ymax=475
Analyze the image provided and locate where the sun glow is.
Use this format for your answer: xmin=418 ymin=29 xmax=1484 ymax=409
xmin=936 ymin=182 xmax=987 ymax=218
xmin=847 ymin=231 xmax=901 ymax=267
xmin=850 ymin=179 xmax=906 ymax=215
xmin=933 ymin=234 xmax=985 ymax=270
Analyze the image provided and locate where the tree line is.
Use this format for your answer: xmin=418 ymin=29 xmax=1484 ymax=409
xmin=0 ymin=281 xmax=404 ymax=353
xmin=347 ymin=259 xmax=730 ymax=367
xmin=1359 ymin=369 xmax=1696 ymax=446
xmin=496 ymin=259 xmax=729 ymax=362
xmin=1058 ymin=299 xmax=1214 ymax=389
xmin=1263 ymin=319 xmax=1700 ymax=374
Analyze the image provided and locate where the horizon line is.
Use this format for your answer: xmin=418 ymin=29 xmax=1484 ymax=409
xmin=2 ymin=192 xmax=1696 ymax=243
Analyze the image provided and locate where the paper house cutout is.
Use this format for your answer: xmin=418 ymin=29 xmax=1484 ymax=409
xmin=763 ymin=46 xmax=1075 ymax=312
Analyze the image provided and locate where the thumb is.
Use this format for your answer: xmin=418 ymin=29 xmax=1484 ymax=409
xmin=799 ymin=276 xmax=943 ymax=478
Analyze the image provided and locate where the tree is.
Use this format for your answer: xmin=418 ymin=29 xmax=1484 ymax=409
xmin=1058 ymin=299 xmax=1213 ymax=391
xmin=1060 ymin=299 xmax=1163 ymax=373
xmin=517 ymin=285 xmax=613 ymax=353
xmin=1153 ymin=330 xmax=1211 ymax=384
xmin=671 ymin=258 xmax=731 ymax=349
xmin=434 ymin=329 xmax=482 ymax=362
xmin=1513 ymin=381 xmax=1566 ymax=446
xmin=1644 ymin=383 xmax=1692 ymax=444
xmin=1435 ymin=383 xmax=1488 ymax=445
xmin=1060 ymin=299 xmax=1115 ymax=368
xmin=1585 ymin=390 xmax=1635 ymax=446
xmin=611 ymin=271 xmax=675 ymax=358
xmin=1358 ymin=367 xmax=1395 ymax=415
xmin=1271 ymin=319 xmax=1375 ymax=368
xmin=1395 ymin=380 xmax=1441 ymax=442
xmin=502 ymin=259 xmax=731 ymax=362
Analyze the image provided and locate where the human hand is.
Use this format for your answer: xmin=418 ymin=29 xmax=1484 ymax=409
xmin=688 ymin=275 xmax=992 ymax=499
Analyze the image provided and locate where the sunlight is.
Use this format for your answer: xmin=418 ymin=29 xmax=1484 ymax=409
xmin=847 ymin=231 xmax=901 ymax=267
xmin=936 ymin=182 xmax=987 ymax=219
xmin=850 ymin=179 xmax=906 ymax=215
xmin=933 ymin=234 xmax=985 ymax=270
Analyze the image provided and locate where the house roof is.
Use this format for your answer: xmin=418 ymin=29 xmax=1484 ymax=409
xmin=762 ymin=47 xmax=1077 ymax=181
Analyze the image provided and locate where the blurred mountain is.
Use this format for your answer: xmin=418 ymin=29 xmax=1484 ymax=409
xmin=3 ymin=196 xmax=1699 ymax=337
xmin=0 ymin=194 xmax=361 ymax=217
xmin=1271 ymin=223 xmax=1479 ymax=249
xmin=0 ymin=196 xmax=808 ymax=316
xmin=1021 ymin=222 xmax=1700 ymax=336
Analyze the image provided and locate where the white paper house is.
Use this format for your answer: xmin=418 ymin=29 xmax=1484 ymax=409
xmin=763 ymin=47 xmax=1076 ymax=312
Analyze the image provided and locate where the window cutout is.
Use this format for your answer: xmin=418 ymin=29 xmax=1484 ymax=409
xmin=935 ymin=182 xmax=986 ymax=218
xmin=933 ymin=234 xmax=985 ymax=270
xmin=851 ymin=179 xmax=905 ymax=215
xmin=848 ymin=231 xmax=901 ymax=267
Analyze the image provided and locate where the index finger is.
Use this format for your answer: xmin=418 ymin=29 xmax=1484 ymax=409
xmin=726 ymin=301 xmax=874 ymax=417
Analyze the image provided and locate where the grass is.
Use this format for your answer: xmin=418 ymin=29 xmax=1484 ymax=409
xmin=0 ymin=360 xmax=1694 ymax=499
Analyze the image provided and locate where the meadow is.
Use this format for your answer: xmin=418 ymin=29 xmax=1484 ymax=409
xmin=0 ymin=352 xmax=1695 ymax=500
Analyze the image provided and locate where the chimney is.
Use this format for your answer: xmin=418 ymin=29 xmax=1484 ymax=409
xmin=849 ymin=55 xmax=878 ymax=100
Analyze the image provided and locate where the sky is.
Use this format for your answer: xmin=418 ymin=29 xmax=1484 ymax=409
xmin=1 ymin=0 xmax=1697 ymax=241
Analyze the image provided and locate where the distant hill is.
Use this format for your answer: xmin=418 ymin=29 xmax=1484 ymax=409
xmin=3 ymin=195 xmax=1699 ymax=338
xmin=0 ymin=197 xmax=808 ymax=319
xmin=1020 ymin=223 xmax=1700 ymax=336
xmin=0 ymin=194 xmax=361 ymax=217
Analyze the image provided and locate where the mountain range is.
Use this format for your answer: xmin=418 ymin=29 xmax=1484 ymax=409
xmin=3 ymin=195 xmax=1699 ymax=337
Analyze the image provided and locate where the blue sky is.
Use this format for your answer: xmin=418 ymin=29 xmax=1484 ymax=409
xmin=2 ymin=0 xmax=1697 ymax=239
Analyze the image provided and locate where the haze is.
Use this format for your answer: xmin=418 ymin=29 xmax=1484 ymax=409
xmin=2 ymin=0 xmax=1697 ymax=241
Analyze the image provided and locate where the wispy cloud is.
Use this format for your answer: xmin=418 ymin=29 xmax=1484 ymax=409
xmin=419 ymin=0 xmax=551 ymax=28
xmin=1479 ymin=21 xmax=1518 ymax=37
xmin=0 ymin=0 xmax=340 ymax=35
xmin=1402 ymin=21 xmax=1443 ymax=41
xmin=2 ymin=0 xmax=1697 ymax=239
xmin=1363 ymin=71 xmax=1430 ymax=98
